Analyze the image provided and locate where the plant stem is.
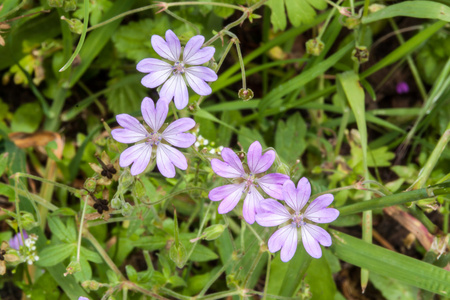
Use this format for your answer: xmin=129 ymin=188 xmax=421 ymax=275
xmin=142 ymin=187 xmax=208 ymax=206
xmin=198 ymin=255 xmax=235 ymax=297
xmin=164 ymin=9 xmax=200 ymax=35
xmin=263 ymin=254 xmax=271 ymax=300
xmin=12 ymin=173 xmax=83 ymax=196
xmin=76 ymin=196 xmax=88 ymax=262
xmin=186 ymin=201 xmax=213 ymax=261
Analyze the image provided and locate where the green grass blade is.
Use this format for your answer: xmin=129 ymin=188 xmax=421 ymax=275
xmin=330 ymin=230 xmax=450 ymax=295
xmin=362 ymin=1 xmax=450 ymax=24
xmin=259 ymin=42 xmax=353 ymax=112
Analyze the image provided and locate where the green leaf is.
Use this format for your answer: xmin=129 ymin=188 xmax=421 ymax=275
xmin=106 ymin=75 xmax=147 ymax=115
xmin=370 ymin=273 xmax=418 ymax=300
xmin=267 ymin=0 xmax=326 ymax=31
xmin=126 ymin=265 xmax=138 ymax=282
xmin=238 ymin=127 xmax=267 ymax=150
xmin=80 ymin=246 xmax=102 ymax=263
xmin=112 ymin=16 xmax=170 ymax=63
xmin=266 ymin=0 xmax=287 ymax=31
xmin=11 ymin=102 xmax=43 ymax=133
xmin=133 ymin=235 xmax=168 ymax=251
xmin=275 ymin=113 xmax=307 ymax=164
xmin=362 ymin=1 xmax=450 ymax=24
xmin=330 ymin=230 xmax=450 ymax=295
xmin=304 ymin=255 xmax=337 ymax=300
xmin=47 ymin=217 xmax=76 ymax=243
xmin=37 ymin=243 xmax=76 ymax=267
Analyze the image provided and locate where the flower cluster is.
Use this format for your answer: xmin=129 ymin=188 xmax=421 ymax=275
xmin=209 ymin=141 xmax=339 ymax=261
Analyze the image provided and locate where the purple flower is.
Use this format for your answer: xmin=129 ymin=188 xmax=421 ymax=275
xmin=209 ymin=141 xmax=289 ymax=224
xmin=111 ymin=97 xmax=196 ymax=177
xmin=9 ymin=230 xmax=28 ymax=250
xmin=78 ymin=297 xmax=90 ymax=300
xmin=396 ymin=82 xmax=409 ymax=94
xmin=137 ymin=30 xmax=218 ymax=110
xmin=255 ymin=178 xmax=339 ymax=262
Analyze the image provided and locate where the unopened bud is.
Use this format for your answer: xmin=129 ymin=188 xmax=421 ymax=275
xmin=118 ymin=168 xmax=134 ymax=192
xmin=238 ymin=88 xmax=254 ymax=101
xmin=351 ymin=46 xmax=369 ymax=64
xmin=84 ymin=177 xmax=97 ymax=193
xmin=64 ymin=261 xmax=81 ymax=276
xmin=63 ymin=0 xmax=77 ymax=11
xmin=22 ymin=212 xmax=37 ymax=230
xmin=82 ymin=280 xmax=100 ymax=291
xmin=47 ymin=0 xmax=63 ymax=7
xmin=60 ymin=17 xmax=83 ymax=34
xmin=121 ymin=202 xmax=133 ymax=216
xmin=344 ymin=17 xmax=360 ymax=29
xmin=306 ymin=38 xmax=325 ymax=56
xmin=203 ymin=224 xmax=226 ymax=241
xmin=111 ymin=197 xmax=122 ymax=210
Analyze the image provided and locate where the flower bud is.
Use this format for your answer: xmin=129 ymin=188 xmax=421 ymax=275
xmin=21 ymin=212 xmax=38 ymax=230
xmin=64 ymin=261 xmax=81 ymax=276
xmin=121 ymin=202 xmax=133 ymax=216
xmin=47 ymin=0 xmax=63 ymax=7
xmin=238 ymin=88 xmax=254 ymax=101
xmin=306 ymin=38 xmax=325 ymax=56
xmin=344 ymin=17 xmax=360 ymax=29
xmin=83 ymin=177 xmax=97 ymax=193
xmin=203 ymin=224 xmax=226 ymax=241
xmin=351 ymin=46 xmax=369 ymax=64
xmin=110 ymin=197 xmax=122 ymax=210
xmin=60 ymin=17 xmax=83 ymax=35
xmin=118 ymin=168 xmax=134 ymax=193
xmin=63 ymin=0 xmax=77 ymax=11
xmin=82 ymin=280 xmax=100 ymax=291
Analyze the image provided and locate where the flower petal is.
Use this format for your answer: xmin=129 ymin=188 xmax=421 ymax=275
xmin=185 ymin=66 xmax=218 ymax=82
xmin=243 ymin=186 xmax=264 ymax=224
xmin=217 ymin=184 xmax=245 ymax=214
xmin=130 ymin=144 xmax=152 ymax=175
xmin=185 ymin=71 xmax=212 ymax=96
xmin=301 ymin=224 xmax=323 ymax=259
xmin=304 ymin=194 xmax=334 ymax=216
xmin=111 ymin=128 xmax=146 ymax=144
xmin=280 ymin=225 xmax=298 ymax=262
xmin=256 ymin=199 xmax=291 ymax=227
xmin=160 ymin=74 xmax=189 ymax=109
xmin=165 ymin=30 xmax=181 ymax=62
xmin=137 ymin=58 xmax=172 ymax=73
xmin=209 ymin=184 xmax=244 ymax=201
xmin=211 ymin=148 xmax=245 ymax=178
xmin=140 ymin=68 xmax=172 ymax=89
xmin=184 ymin=47 xmax=215 ymax=65
xmin=306 ymin=208 xmax=339 ymax=224
xmin=151 ymin=33 xmax=178 ymax=62
xmin=183 ymin=35 xmax=204 ymax=63
xmin=296 ymin=177 xmax=311 ymax=211
xmin=247 ymin=141 xmax=275 ymax=174
xmin=141 ymin=97 xmax=168 ymax=132
xmin=258 ymin=173 xmax=290 ymax=200
xmin=303 ymin=224 xmax=332 ymax=247
xmin=163 ymin=133 xmax=196 ymax=148
xmin=156 ymin=144 xmax=188 ymax=178
xmin=268 ymin=224 xmax=296 ymax=255
xmin=282 ymin=180 xmax=299 ymax=212
xmin=116 ymin=114 xmax=148 ymax=136
xmin=221 ymin=147 xmax=245 ymax=174
xmin=119 ymin=143 xmax=148 ymax=167
xmin=163 ymin=118 xmax=196 ymax=136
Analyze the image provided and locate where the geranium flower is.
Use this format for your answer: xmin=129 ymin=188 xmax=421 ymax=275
xmin=255 ymin=178 xmax=339 ymax=262
xmin=137 ymin=30 xmax=217 ymax=109
xmin=111 ymin=97 xmax=196 ymax=177
xmin=9 ymin=230 xmax=28 ymax=250
xmin=209 ymin=141 xmax=289 ymax=224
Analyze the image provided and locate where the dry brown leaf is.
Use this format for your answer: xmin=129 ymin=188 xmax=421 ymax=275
xmin=8 ymin=131 xmax=64 ymax=159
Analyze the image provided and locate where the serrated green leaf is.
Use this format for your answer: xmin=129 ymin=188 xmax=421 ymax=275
xmin=275 ymin=113 xmax=307 ymax=164
xmin=286 ymin=0 xmax=316 ymax=26
xmin=106 ymin=76 xmax=147 ymax=115
xmin=37 ymin=243 xmax=76 ymax=267
xmin=266 ymin=0 xmax=287 ymax=31
xmin=47 ymin=217 xmax=76 ymax=243
xmin=80 ymin=246 xmax=102 ymax=263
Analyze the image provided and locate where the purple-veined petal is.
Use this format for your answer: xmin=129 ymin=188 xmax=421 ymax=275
xmin=111 ymin=128 xmax=146 ymax=144
xmin=282 ymin=180 xmax=299 ymax=212
xmin=303 ymin=224 xmax=332 ymax=247
xmin=116 ymin=114 xmax=148 ymax=135
xmin=185 ymin=71 xmax=212 ymax=96
xmin=137 ymin=58 xmax=172 ymax=73
xmin=211 ymin=159 xmax=243 ymax=178
xmin=243 ymin=186 xmax=264 ymax=224
xmin=141 ymin=68 xmax=172 ymax=89
xmin=184 ymin=47 xmax=215 ymax=65
xmin=209 ymin=183 xmax=245 ymax=201
xmin=119 ymin=143 xmax=150 ymax=168
xmin=280 ymin=225 xmax=298 ymax=262
xmin=258 ymin=173 xmax=290 ymax=200
xmin=163 ymin=118 xmax=196 ymax=136
xmin=268 ymin=224 xmax=297 ymax=255
xmin=183 ymin=35 xmax=204 ymax=63
xmin=141 ymin=97 xmax=168 ymax=132
xmin=156 ymin=144 xmax=188 ymax=178
xmin=160 ymin=74 xmax=189 ymax=109
xmin=256 ymin=198 xmax=291 ymax=227
xmin=185 ymin=66 xmax=218 ymax=82
xmin=247 ymin=141 xmax=275 ymax=174
xmin=165 ymin=30 xmax=181 ymax=62
xmin=304 ymin=194 xmax=334 ymax=216
xmin=217 ymin=184 xmax=245 ymax=214
xmin=301 ymin=224 xmax=322 ymax=259
xmin=151 ymin=34 xmax=178 ymax=62
xmin=296 ymin=177 xmax=311 ymax=211
xmin=129 ymin=144 xmax=153 ymax=175
xmin=306 ymin=208 xmax=339 ymax=224
xmin=221 ymin=148 xmax=245 ymax=175
xmin=163 ymin=133 xmax=196 ymax=148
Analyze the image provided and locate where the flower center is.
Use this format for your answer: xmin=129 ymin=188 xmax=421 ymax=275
xmin=172 ymin=61 xmax=185 ymax=75
xmin=292 ymin=213 xmax=306 ymax=228
xmin=147 ymin=132 xmax=162 ymax=146
xmin=243 ymin=173 xmax=257 ymax=193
